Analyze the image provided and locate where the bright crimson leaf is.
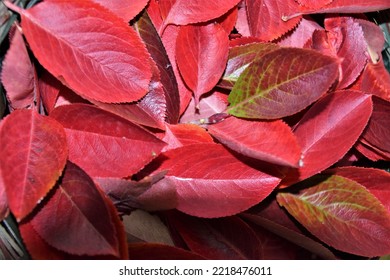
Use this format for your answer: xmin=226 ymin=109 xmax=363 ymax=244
xmin=208 ymin=117 xmax=301 ymax=167
xmin=0 ymin=109 xmax=68 ymax=221
xmin=1 ymin=25 xmax=35 ymax=110
xmin=151 ymin=143 xmax=282 ymax=218
xmin=277 ymin=175 xmax=390 ymax=257
xmin=128 ymin=243 xmax=205 ymax=260
xmin=245 ymin=0 xmax=302 ymax=41
xmin=285 ymin=90 xmax=372 ymax=183
xmin=30 ymin=161 xmax=120 ymax=257
xmin=227 ymin=48 xmax=339 ymax=119
xmin=18 ymin=0 xmax=152 ymax=103
xmin=51 ymin=104 xmax=165 ymax=178
xmin=92 ymin=0 xmax=149 ymax=22
xmin=165 ymin=211 xmax=263 ymax=259
xmin=176 ymin=23 xmax=229 ymax=104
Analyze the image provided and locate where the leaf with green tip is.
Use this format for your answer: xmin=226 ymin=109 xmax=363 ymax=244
xmin=227 ymin=48 xmax=339 ymax=119
xmin=277 ymin=175 xmax=390 ymax=257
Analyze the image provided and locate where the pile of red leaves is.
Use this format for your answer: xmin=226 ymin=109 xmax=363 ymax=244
xmin=0 ymin=0 xmax=390 ymax=260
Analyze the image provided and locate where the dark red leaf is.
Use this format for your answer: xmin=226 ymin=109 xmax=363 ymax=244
xmin=176 ymin=23 xmax=229 ymax=103
xmin=92 ymin=0 xmax=149 ymax=22
xmin=19 ymin=0 xmax=152 ymax=103
xmin=38 ymin=71 xmax=61 ymax=114
xmin=51 ymin=104 xmax=165 ymax=178
xmin=355 ymin=139 xmax=390 ymax=162
xmin=245 ymin=0 xmax=302 ymax=41
xmin=128 ymin=243 xmax=205 ymax=260
xmin=227 ymin=48 xmax=339 ymax=119
xmin=165 ymin=211 xmax=263 ymax=259
xmin=277 ymin=175 xmax=390 ymax=257
xmin=0 ymin=110 xmax=68 ymax=220
xmin=30 ymin=162 xmax=120 ymax=257
xmin=1 ymin=25 xmax=34 ymax=110
xmin=152 ymin=143 xmax=282 ymax=218
xmin=208 ymin=117 xmax=301 ymax=167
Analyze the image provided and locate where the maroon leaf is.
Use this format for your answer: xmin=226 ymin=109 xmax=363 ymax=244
xmin=152 ymin=143 xmax=282 ymax=218
xmin=0 ymin=110 xmax=68 ymax=220
xmin=176 ymin=23 xmax=229 ymax=103
xmin=227 ymin=48 xmax=339 ymax=119
xmin=245 ymin=0 xmax=302 ymax=41
xmin=165 ymin=211 xmax=263 ymax=259
xmin=355 ymin=139 xmax=390 ymax=162
xmin=38 ymin=71 xmax=61 ymax=114
xmin=128 ymin=243 xmax=205 ymax=260
xmin=30 ymin=162 xmax=120 ymax=257
xmin=92 ymin=0 xmax=149 ymax=22
xmin=1 ymin=25 xmax=34 ymax=110
xmin=18 ymin=0 xmax=152 ymax=103
xmin=208 ymin=117 xmax=301 ymax=167
xmin=277 ymin=175 xmax=390 ymax=257
xmin=51 ymin=104 xmax=165 ymax=178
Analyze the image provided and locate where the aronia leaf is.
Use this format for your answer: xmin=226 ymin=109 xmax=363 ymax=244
xmin=277 ymin=175 xmax=390 ymax=257
xmin=92 ymin=0 xmax=149 ymax=22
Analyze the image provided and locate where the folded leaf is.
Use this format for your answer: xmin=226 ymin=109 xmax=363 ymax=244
xmin=208 ymin=117 xmax=301 ymax=167
xmin=228 ymin=48 xmax=339 ymax=119
xmin=152 ymin=143 xmax=282 ymax=218
xmin=0 ymin=110 xmax=68 ymax=220
xmin=19 ymin=0 xmax=152 ymax=103
xmin=277 ymin=175 xmax=390 ymax=257
xmin=51 ymin=104 xmax=165 ymax=178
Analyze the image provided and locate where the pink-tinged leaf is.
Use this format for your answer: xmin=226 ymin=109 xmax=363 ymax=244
xmin=128 ymin=243 xmax=205 ymax=260
xmin=165 ymin=211 xmax=263 ymax=259
xmin=30 ymin=162 xmax=120 ymax=257
xmin=1 ymin=25 xmax=34 ymax=110
xmin=295 ymin=0 xmax=333 ymax=9
xmin=92 ymin=0 xmax=149 ymax=22
xmin=179 ymin=91 xmax=228 ymax=124
xmin=277 ymin=175 xmax=390 ymax=257
xmin=245 ymin=0 xmax=302 ymax=41
xmin=51 ymin=104 xmax=165 ymax=178
xmin=19 ymin=0 xmax=152 ymax=103
xmin=361 ymin=96 xmax=390 ymax=154
xmin=176 ymin=23 xmax=229 ymax=103
xmin=135 ymin=11 xmax=179 ymax=124
xmin=0 ymin=168 xmax=8 ymax=221
xmin=162 ymin=0 xmax=241 ymax=28
xmin=0 ymin=110 xmax=68 ymax=221
xmin=327 ymin=167 xmax=390 ymax=212
xmin=162 ymin=123 xmax=213 ymax=152
xmin=324 ymin=17 xmax=367 ymax=89
xmin=243 ymin=199 xmax=337 ymax=259
xmin=277 ymin=16 xmax=323 ymax=48
xmin=285 ymin=90 xmax=372 ymax=183
xmin=356 ymin=18 xmax=386 ymax=64
xmin=235 ymin=1 xmax=251 ymax=36
xmin=228 ymin=48 xmax=339 ymax=119
xmin=208 ymin=117 xmax=301 ymax=167
xmin=152 ymin=143 xmax=282 ymax=218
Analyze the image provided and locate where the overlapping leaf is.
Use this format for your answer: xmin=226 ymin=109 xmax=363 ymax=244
xmin=0 ymin=110 xmax=68 ymax=220
xmin=92 ymin=0 xmax=149 ymax=22
xmin=277 ymin=175 xmax=390 ymax=257
xmin=18 ymin=0 xmax=153 ymax=103
xmin=51 ymin=104 xmax=165 ymax=178
xmin=228 ymin=47 xmax=339 ymax=119
xmin=151 ymin=143 xmax=282 ymax=218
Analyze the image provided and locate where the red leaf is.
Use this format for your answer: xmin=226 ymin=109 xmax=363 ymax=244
xmin=327 ymin=167 xmax=390 ymax=212
xmin=165 ymin=211 xmax=263 ymax=259
xmin=0 ymin=110 xmax=68 ymax=220
xmin=295 ymin=0 xmax=333 ymax=9
xmin=356 ymin=18 xmax=386 ymax=64
xmin=19 ymin=0 xmax=152 ymax=103
xmin=227 ymin=48 xmax=339 ymax=119
xmin=218 ymin=6 xmax=238 ymax=34
xmin=1 ymin=25 xmax=34 ymax=110
xmin=162 ymin=123 xmax=213 ymax=152
xmin=285 ymin=90 xmax=372 ymax=183
xmin=176 ymin=23 xmax=229 ymax=103
xmin=38 ymin=71 xmax=61 ymax=114
xmin=208 ymin=117 xmax=301 ymax=167
xmin=0 ymin=168 xmax=8 ymax=221
xmin=355 ymin=139 xmax=390 ymax=162
xmin=162 ymin=0 xmax=241 ymax=28
xmin=356 ymin=61 xmax=390 ymax=101
xmin=245 ymin=0 xmax=302 ymax=41
xmin=152 ymin=143 xmax=282 ymax=218
xmin=277 ymin=175 xmax=390 ymax=257
xmin=128 ymin=243 xmax=205 ymax=260
xmin=30 ymin=162 xmax=120 ymax=257
xmin=51 ymin=104 xmax=165 ymax=178
xmin=92 ymin=0 xmax=149 ymax=22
